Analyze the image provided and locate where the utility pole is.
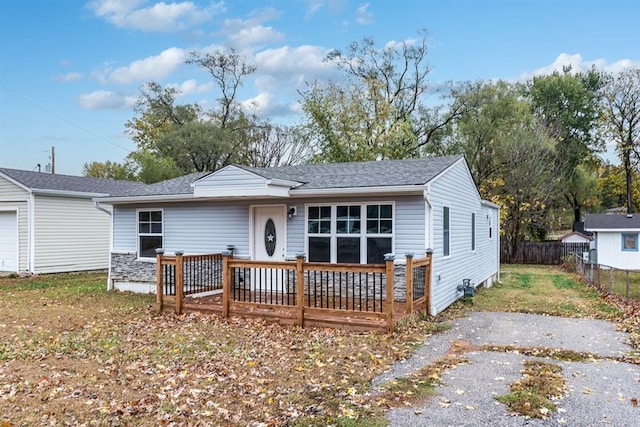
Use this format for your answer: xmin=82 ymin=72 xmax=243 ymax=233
xmin=51 ymin=146 xmax=55 ymax=174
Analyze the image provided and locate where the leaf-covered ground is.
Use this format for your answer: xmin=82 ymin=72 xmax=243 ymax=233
xmin=0 ymin=273 xmax=442 ymax=426
xmin=1 ymin=266 xmax=637 ymax=426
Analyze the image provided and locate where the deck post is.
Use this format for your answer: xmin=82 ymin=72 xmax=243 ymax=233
xmin=155 ymin=248 xmax=165 ymax=312
xmin=405 ymin=253 xmax=414 ymax=314
xmin=425 ymin=249 xmax=433 ymax=315
xmin=384 ymin=254 xmax=395 ymax=333
xmin=222 ymin=251 xmax=232 ymax=318
xmin=175 ymin=251 xmax=184 ymax=315
xmin=296 ymin=254 xmax=305 ymax=327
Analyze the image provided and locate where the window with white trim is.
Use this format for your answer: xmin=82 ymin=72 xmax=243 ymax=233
xmin=307 ymin=203 xmax=393 ymax=264
xmin=138 ymin=210 xmax=163 ymax=258
xmin=443 ymin=206 xmax=450 ymax=256
xmin=621 ymin=233 xmax=638 ymax=251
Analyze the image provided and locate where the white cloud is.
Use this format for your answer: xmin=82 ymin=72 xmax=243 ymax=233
xmin=96 ymin=47 xmax=187 ymax=84
xmin=87 ymin=0 xmax=224 ymax=32
xmin=241 ymin=91 xmax=300 ymax=118
xmin=169 ymin=79 xmax=214 ymax=97
xmin=220 ymin=8 xmax=284 ymax=50
xmin=355 ymin=3 xmax=373 ymax=25
xmin=77 ymin=90 xmax=137 ymax=110
xmin=55 ymin=72 xmax=83 ymax=82
xmin=254 ymin=45 xmax=333 ymax=75
xmin=526 ymin=53 xmax=640 ymax=79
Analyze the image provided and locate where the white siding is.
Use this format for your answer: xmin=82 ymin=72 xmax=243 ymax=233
xmin=111 ymin=196 xmax=425 ymax=260
xmin=113 ymin=206 xmax=136 ymax=251
xmin=0 ymin=176 xmax=29 ymax=272
xmin=33 ymin=195 xmax=111 ymax=273
xmin=193 ymin=166 xmax=267 ymax=197
xmin=595 ymin=231 xmax=640 ymax=270
xmin=429 ymin=159 xmax=499 ymax=314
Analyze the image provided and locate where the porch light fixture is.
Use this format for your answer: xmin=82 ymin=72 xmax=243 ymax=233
xmin=288 ymin=206 xmax=297 ymax=219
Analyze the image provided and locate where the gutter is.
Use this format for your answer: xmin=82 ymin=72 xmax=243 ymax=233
xmin=94 ymin=201 xmax=114 ymax=291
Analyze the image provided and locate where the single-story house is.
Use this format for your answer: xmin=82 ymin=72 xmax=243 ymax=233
xmin=0 ymin=168 xmax=145 ymax=274
xmin=559 ymin=231 xmax=593 ymax=244
xmin=96 ymin=155 xmax=500 ymax=315
xmin=584 ymin=213 xmax=640 ymax=270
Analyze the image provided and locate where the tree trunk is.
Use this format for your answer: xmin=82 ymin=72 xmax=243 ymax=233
xmin=624 ymin=145 xmax=634 ymax=213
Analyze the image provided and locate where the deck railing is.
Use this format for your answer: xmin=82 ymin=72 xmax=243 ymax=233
xmin=156 ymin=251 xmax=223 ymax=310
xmin=405 ymin=251 xmax=432 ymax=315
xmin=156 ymin=250 xmax=433 ymax=332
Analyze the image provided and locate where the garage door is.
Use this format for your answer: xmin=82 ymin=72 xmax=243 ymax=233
xmin=0 ymin=211 xmax=18 ymax=272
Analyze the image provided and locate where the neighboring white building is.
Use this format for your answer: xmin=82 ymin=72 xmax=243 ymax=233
xmin=584 ymin=213 xmax=640 ymax=270
xmin=97 ymin=155 xmax=501 ymax=315
xmin=559 ymin=231 xmax=593 ymax=244
xmin=0 ymin=168 xmax=144 ymax=274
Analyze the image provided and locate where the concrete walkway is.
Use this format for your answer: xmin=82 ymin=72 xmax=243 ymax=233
xmin=374 ymin=312 xmax=639 ymax=427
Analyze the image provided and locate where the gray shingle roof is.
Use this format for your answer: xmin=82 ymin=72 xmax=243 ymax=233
xmin=94 ymin=155 xmax=463 ymax=199
xmin=0 ymin=167 xmax=147 ymax=196
xmin=120 ymin=172 xmax=209 ymax=197
xmin=585 ymin=213 xmax=640 ymax=230
xmin=237 ymin=155 xmax=463 ymax=190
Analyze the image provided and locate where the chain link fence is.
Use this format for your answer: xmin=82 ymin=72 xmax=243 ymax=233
xmin=568 ymin=253 xmax=640 ymax=301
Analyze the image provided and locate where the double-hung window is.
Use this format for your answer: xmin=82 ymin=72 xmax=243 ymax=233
xmin=307 ymin=203 xmax=393 ymax=264
xmin=138 ymin=210 xmax=163 ymax=258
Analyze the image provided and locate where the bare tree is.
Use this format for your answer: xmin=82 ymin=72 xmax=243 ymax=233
xmin=601 ymin=67 xmax=640 ymax=213
xmin=186 ymin=49 xmax=256 ymax=128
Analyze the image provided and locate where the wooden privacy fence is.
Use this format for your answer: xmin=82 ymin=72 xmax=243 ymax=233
xmin=156 ymin=251 xmax=433 ymax=332
xmin=501 ymin=241 xmax=590 ymax=264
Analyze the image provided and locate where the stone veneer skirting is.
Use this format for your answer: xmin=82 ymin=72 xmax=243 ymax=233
xmin=110 ymin=252 xmax=411 ymax=302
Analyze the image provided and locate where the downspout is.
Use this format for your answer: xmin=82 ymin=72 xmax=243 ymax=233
xmin=94 ymin=201 xmax=114 ymax=291
xmin=28 ymin=191 xmax=35 ymax=273
xmin=496 ymin=206 xmax=501 ymax=283
xmin=423 ymin=187 xmax=434 ymax=314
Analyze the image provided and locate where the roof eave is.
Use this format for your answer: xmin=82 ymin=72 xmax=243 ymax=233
xmin=32 ymin=188 xmax=108 ymax=198
xmin=94 ymin=193 xmax=195 ymax=204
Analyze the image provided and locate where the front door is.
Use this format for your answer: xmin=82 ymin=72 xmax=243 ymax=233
xmin=252 ymin=206 xmax=286 ymax=291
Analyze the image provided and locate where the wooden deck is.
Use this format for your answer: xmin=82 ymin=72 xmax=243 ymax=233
xmin=156 ymin=252 xmax=432 ymax=333
xmin=161 ymin=292 xmax=413 ymax=332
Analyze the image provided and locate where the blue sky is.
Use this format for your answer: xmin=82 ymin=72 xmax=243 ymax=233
xmin=1 ymin=0 xmax=638 ymax=176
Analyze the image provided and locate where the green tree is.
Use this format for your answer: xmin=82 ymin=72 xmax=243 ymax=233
xmin=525 ymin=66 xmax=604 ymax=223
xmin=600 ymin=67 xmax=640 ymax=213
xmin=598 ymin=163 xmax=640 ymax=211
xmin=489 ymin=123 xmax=562 ymax=260
xmin=440 ymin=80 xmax=528 ymax=189
xmin=297 ymin=30 xmax=466 ymax=162
xmin=82 ymin=160 xmax=135 ymax=181
xmin=125 ymin=81 xmax=201 ymax=152
xmin=127 ymin=151 xmax=183 ymax=184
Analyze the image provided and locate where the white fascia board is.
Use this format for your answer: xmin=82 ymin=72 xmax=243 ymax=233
xmin=31 ymin=188 xmax=106 ymax=198
xmin=290 ymin=184 xmax=425 ymax=198
xmin=481 ymin=199 xmax=501 ymax=209
xmin=93 ymin=194 xmax=195 ymax=204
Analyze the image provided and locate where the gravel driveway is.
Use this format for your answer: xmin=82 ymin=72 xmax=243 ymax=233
xmin=374 ymin=312 xmax=639 ymax=427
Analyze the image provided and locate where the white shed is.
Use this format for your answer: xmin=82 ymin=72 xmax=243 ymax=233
xmin=0 ymin=168 xmax=144 ymax=274
xmin=584 ymin=213 xmax=640 ymax=270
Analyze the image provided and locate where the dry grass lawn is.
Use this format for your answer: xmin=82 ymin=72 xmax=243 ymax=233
xmin=0 ymin=266 xmax=637 ymax=426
